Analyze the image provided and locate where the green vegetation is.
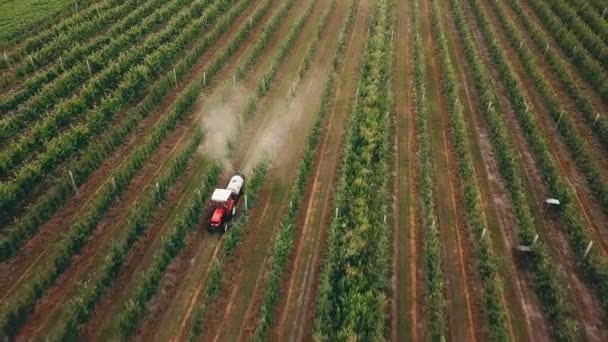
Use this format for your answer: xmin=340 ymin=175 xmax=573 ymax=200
xmin=0 ymin=0 xmax=253 ymax=263
xmin=451 ymin=0 xmax=580 ymax=338
xmin=314 ymin=0 xmax=393 ymax=338
xmin=49 ymin=130 xmax=204 ymax=341
xmin=430 ymin=0 xmax=509 ymax=339
xmin=118 ymin=162 xmax=267 ymax=337
xmin=187 ymin=162 xmax=269 ymax=340
xmin=251 ymin=0 xmax=356 ymax=338
xmin=0 ymin=0 xmax=96 ymax=46
xmin=412 ymin=0 xmax=448 ymax=338
xmin=468 ymin=0 xmax=608 ymax=320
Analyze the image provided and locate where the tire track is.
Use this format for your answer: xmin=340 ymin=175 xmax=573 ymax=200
xmin=392 ymin=0 xmax=417 ymax=338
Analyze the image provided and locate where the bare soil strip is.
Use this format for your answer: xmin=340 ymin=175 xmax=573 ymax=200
xmin=271 ymin=1 xmax=369 ymax=341
xmin=391 ymin=0 xmax=417 ymax=339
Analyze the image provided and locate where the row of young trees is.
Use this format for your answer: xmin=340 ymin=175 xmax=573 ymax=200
xmin=7 ymin=0 xmax=142 ymax=77
xmin=411 ymin=0 xmax=448 ymax=337
xmin=561 ymin=0 xmax=608 ymax=45
xmin=0 ymin=0 xmax=222 ymax=176
xmin=482 ymin=0 xmax=608 ymax=214
xmin=450 ymin=0 xmax=581 ymax=339
xmin=0 ymin=0 xmax=256 ymax=262
xmin=242 ymin=0 xmax=315 ymax=119
xmin=0 ymin=79 xmax=219 ymax=339
xmin=497 ymin=0 xmax=608 ymax=150
xmin=117 ymin=163 xmax=267 ymax=337
xmin=251 ymin=0 xmax=355 ymax=338
xmin=234 ymin=0 xmax=296 ymax=81
xmin=467 ymin=0 xmax=608 ymax=320
xmin=0 ymin=0 xmax=237 ymax=218
xmin=314 ymin=0 xmax=393 ymax=338
xmin=186 ymin=0 xmax=339 ymax=336
xmin=538 ymin=0 xmax=608 ymax=69
xmin=0 ymin=0 xmax=193 ymax=116
xmin=0 ymin=0 xmax=101 ymax=50
xmin=524 ymin=0 xmax=608 ymax=99
xmin=430 ymin=0 xmax=510 ymax=339
xmin=47 ymin=129 xmax=204 ymax=341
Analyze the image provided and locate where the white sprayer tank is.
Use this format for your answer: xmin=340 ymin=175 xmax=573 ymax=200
xmin=226 ymin=175 xmax=244 ymax=195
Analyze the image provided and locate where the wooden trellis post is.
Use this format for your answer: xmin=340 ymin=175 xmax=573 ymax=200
xmin=69 ymin=171 xmax=79 ymax=195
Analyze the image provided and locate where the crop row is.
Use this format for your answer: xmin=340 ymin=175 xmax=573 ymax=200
xmin=411 ymin=0 xmax=448 ymax=338
xmin=117 ymin=162 xmax=267 ymax=337
xmin=0 ymin=0 xmax=191 ymax=116
xmin=242 ymin=0 xmax=315 ymax=119
xmin=483 ymin=0 xmax=608 ymax=214
xmin=9 ymin=0 xmax=144 ymax=77
xmin=0 ymin=0 xmax=100 ymax=50
xmin=251 ymin=0 xmax=354 ymax=339
xmin=0 ymin=70 xmax=220 ymax=339
xmin=294 ymin=0 xmax=337 ymax=84
xmin=0 ymin=0 xmax=217 ymax=175
xmin=524 ymin=0 xmax=608 ymax=99
xmin=494 ymin=0 xmax=608 ymax=150
xmin=0 ymin=0 xmax=196 ymax=143
xmin=0 ymin=0 xmax=235 ymax=218
xmin=451 ymin=0 xmax=580 ymax=339
xmin=48 ymin=129 xmax=204 ymax=340
xmin=430 ymin=0 xmax=509 ymax=339
xmin=188 ymin=162 xmax=269 ymax=340
xmin=314 ymin=0 xmax=392 ymax=339
xmin=468 ymin=0 xmax=608 ymax=319
xmin=537 ymin=0 xmax=607 ymax=69
xmin=0 ymin=0 xmax=255 ymax=263
xmin=562 ymin=0 xmax=608 ymax=42
xmin=234 ymin=0 xmax=296 ymax=81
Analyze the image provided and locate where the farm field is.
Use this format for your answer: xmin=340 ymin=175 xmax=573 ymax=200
xmin=0 ymin=0 xmax=606 ymax=340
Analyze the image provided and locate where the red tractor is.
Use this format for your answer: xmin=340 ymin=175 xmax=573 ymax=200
xmin=208 ymin=174 xmax=245 ymax=231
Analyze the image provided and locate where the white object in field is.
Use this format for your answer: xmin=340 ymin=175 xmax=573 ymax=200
xmin=583 ymin=241 xmax=594 ymax=258
xmin=212 ymin=189 xmax=232 ymax=202
xmin=226 ymin=175 xmax=244 ymax=195
xmin=545 ymin=198 xmax=560 ymax=206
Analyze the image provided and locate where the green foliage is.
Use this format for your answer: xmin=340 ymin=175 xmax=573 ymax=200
xmin=0 ymin=0 xmax=228 ymax=179
xmin=525 ymin=0 xmax=608 ymax=99
xmin=486 ymin=0 xmax=608 ymax=214
xmin=0 ymin=0 xmax=98 ymax=47
xmin=314 ymin=0 xmax=393 ymax=339
xmin=0 ymin=0 xmax=193 ymax=118
xmin=116 ymin=165 xmax=221 ymax=337
xmin=47 ymin=131 xmax=203 ymax=341
xmin=430 ymin=0 xmax=509 ymax=339
xmin=535 ymin=0 xmax=607 ymax=69
xmin=6 ymin=0 xmax=140 ymax=75
xmin=410 ymin=0 xmax=449 ymax=338
xmin=0 ymin=0 xmax=254 ymax=263
xmin=0 ymin=75 xmax=216 ymax=339
xmin=251 ymin=1 xmax=356 ymax=339
xmin=468 ymin=0 xmax=608 ymax=321
xmin=451 ymin=0 xmax=581 ymax=339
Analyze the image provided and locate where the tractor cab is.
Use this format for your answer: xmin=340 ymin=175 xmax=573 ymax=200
xmin=208 ymin=174 xmax=244 ymax=231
